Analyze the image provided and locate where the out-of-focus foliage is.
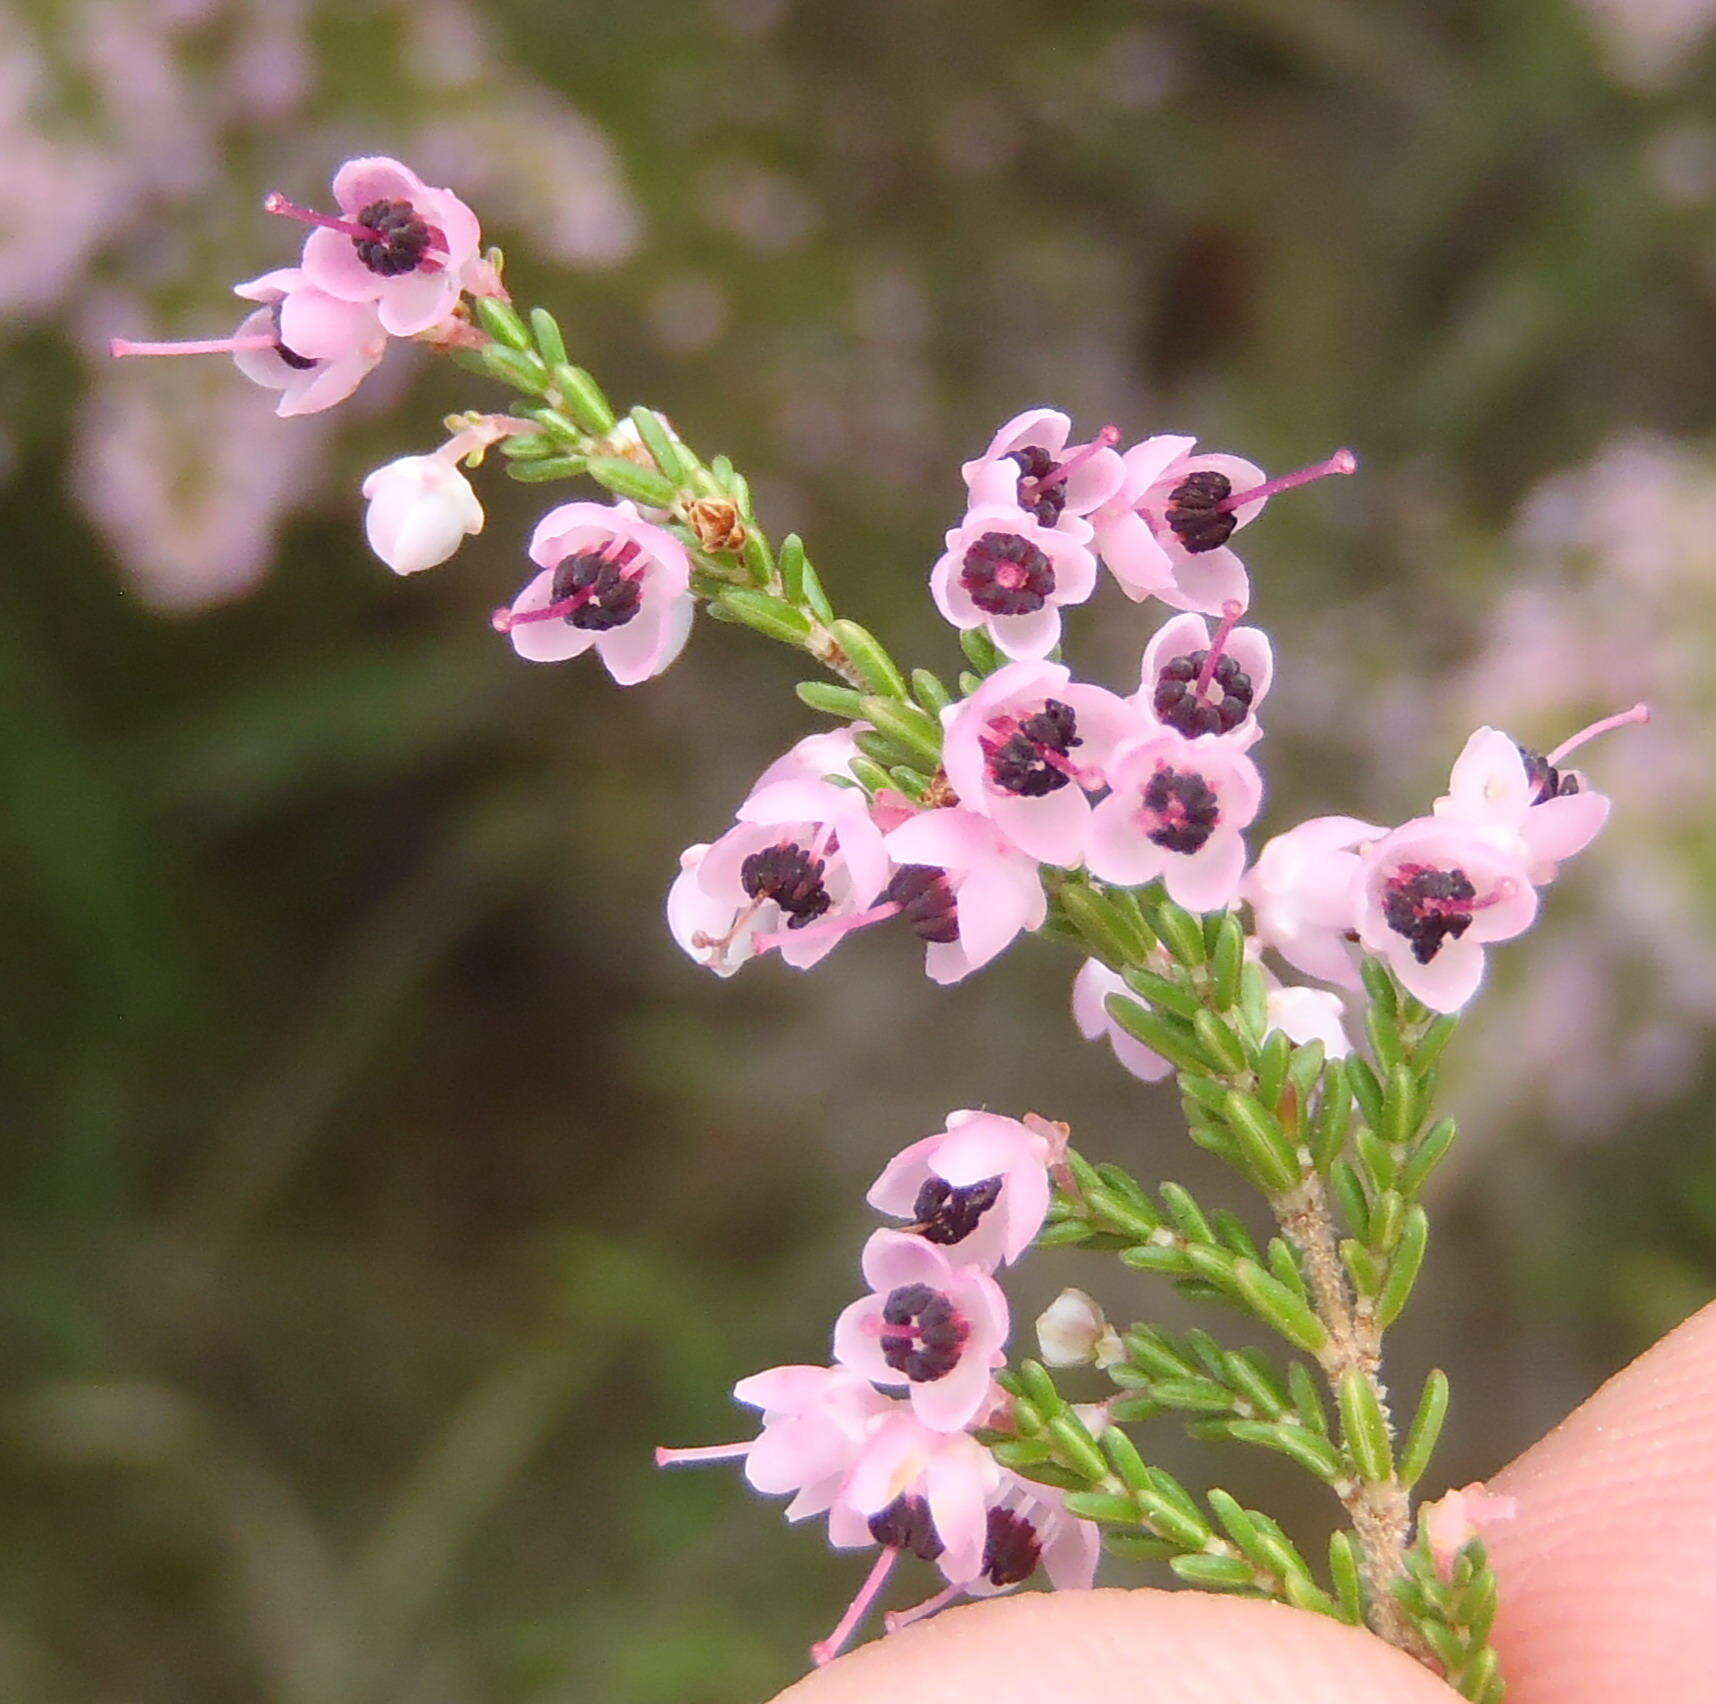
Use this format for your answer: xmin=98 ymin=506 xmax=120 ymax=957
xmin=3 ymin=0 xmax=1716 ymax=1698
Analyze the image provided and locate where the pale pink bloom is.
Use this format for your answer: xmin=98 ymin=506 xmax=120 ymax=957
xmin=811 ymin=1410 xmax=1000 ymax=1663
xmin=275 ymin=156 xmax=483 ymax=337
xmin=676 ymin=778 xmax=892 ymax=974
xmin=1243 ymin=815 xmax=1385 ymax=991
xmin=1092 ymin=439 xmax=1354 ymax=613
xmin=361 ymin=452 xmax=483 ymax=574
xmin=1264 ymin=982 xmax=1353 ymax=1058
xmin=1433 ymin=723 xmax=1623 ymax=884
xmin=751 ymin=726 xmax=865 ymax=795
xmin=654 ymin=1363 xmax=892 ymax=1523
xmin=1086 ymin=730 xmax=1264 ymax=911
xmin=1356 ymin=818 xmax=1540 ymax=1013
xmin=496 ymin=501 xmax=693 ymax=685
xmin=1420 ymin=1482 xmax=1519 ymax=1577
xmin=1035 ymin=1288 xmax=1125 ymax=1369
xmin=941 ymin=661 xmax=1141 ymax=867
xmin=109 ymin=269 xmax=388 ymax=418
xmin=867 ymin=1109 xmax=1059 ymax=1271
xmin=1071 ymin=958 xmax=1174 ymax=1082
xmin=929 ymin=505 xmax=1099 ymax=661
xmin=960 ymin=408 xmax=1124 ymax=533
xmin=833 ymin=1230 xmax=1009 ymax=1433
xmin=1137 ymin=608 xmax=1273 ymax=747
xmin=879 ymin=810 xmax=1047 ymax=984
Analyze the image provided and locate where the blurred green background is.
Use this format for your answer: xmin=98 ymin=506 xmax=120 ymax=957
xmin=5 ymin=0 xmax=1716 ymax=1698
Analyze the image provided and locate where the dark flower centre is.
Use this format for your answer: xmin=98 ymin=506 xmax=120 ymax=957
xmin=960 ymin=530 xmax=1056 ymax=617
xmin=1153 ymin=650 xmax=1252 ymax=738
xmin=868 ymin=1494 xmax=945 ymax=1562
xmin=353 ymin=197 xmax=436 ymax=277
xmin=909 ymin=1174 xmax=1004 ymax=1246
xmin=1382 ymin=864 xmax=1478 ymax=965
xmin=885 ymin=865 xmax=960 ymax=945
xmin=982 ymin=1507 xmax=1044 ymax=1587
xmin=740 ymin=841 xmax=832 ymax=928
xmin=985 ymin=699 xmax=1080 ymax=798
xmin=1141 ymin=766 xmax=1221 ymax=854
xmin=550 ymin=547 xmax=643 ymax=631
xmin=1163 ymin=469 xmax=1237 ymax=554
xmin=1516 ymin=742 xmax=1582 ymax=806
xmin=1006 ymin=444 xmax=1067 ymax=527
xmin=268 ymin=302 xmax=317 ymax=371
xmin=880 ymin=1282 xmax=970 ymax=1382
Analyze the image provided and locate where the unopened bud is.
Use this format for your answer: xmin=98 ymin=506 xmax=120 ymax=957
xmin=1036 ymin=1288 xmax=1123 ymax=1368
xmin=361 ymin=454 xmax=484 ymax=575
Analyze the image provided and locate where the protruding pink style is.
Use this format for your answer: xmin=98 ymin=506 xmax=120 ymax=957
xmin=867 ymin=1110 xmax=1060 ymax=1271
xmin=674 ymin=778 xmax=892 ymax=974
xmin=1071 ymin=958 xmax=1174 ymax=1082
xmin=833 ymin=1230 xmax=1009 ymax=1433
xmin=941 ymin=661 xmax=1141 ymax=868
xmin=110 ymin=268 xmax=388 ymax=418
xmin=496 ymin=501 xmax=694 ymax=684
xmin=274 ymin=156 xmax=483 ymax=338
xmin=654 ymin=1363 xmax=891 ymax=1523
xmin=960 ymin=409 xmax=1125 ymax=533
xmin=879 ymin=809 xmax=1047 ymax=984
xmin=1356 ymin=818 xmax=1540 ymax=1012
xmin=1086 ymin=729 xmax=1264 ymax=911
xmin=929 ymin=506 xmax=1099 ymax=661
xmin=1243 ymin=815 xmax=1385 ymax=990
xmin=1137 ymin=607 xmax=1274 ymax=747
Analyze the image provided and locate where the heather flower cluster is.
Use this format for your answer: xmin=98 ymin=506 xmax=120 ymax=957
xmin=113 ymin=151 xmax=1656 ymax=1694
xmin=659 ymin=1110 xmax=1099 ymax=1663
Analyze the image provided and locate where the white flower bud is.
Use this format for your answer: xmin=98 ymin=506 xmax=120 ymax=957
xmin=361 ymin=454 xmax=484 ymax=575
xmin=1265 ymin=983 xmax=1354 ymax=1058
xmin=1036 ymin=1288 xmax=1124 ymax=1368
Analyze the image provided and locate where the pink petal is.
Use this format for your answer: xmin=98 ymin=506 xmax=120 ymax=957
xmin=1094 ymin=509 xmax=1176 ymax=600
xmin=831 ymin=1296 xmax=897 ymax=1386
xmin=988 ymin=601 xmax=1063 ymax=661
xmin=988 ymin=785 xmax=1090 ymax=869
xmin=1162 ymin=828 xmax=1248 ymax=913
xmin=330 ymin=155 xmax=423 ymax=214
xmin=507 ymin=570 xmax=599 ymax=664
xmin=1395 ymin=938 xmax=1486 ymax=1013
xmin=1521 ymin=790 xmax=1610 ymax=870
xmin=1085 ymin=794 xmax=1163 ymax=887
xmin=1161 ymin=545 xmax=1250 ymax=615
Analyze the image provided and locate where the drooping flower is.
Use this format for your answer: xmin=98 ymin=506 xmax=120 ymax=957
xmin=1091 ymin=438 xmax=1354 ymax=613
xmin=674 ymin=778 xmax=892 ymax=974
xmin=494 ymin=501 xmax=694 ymax=685
xmin=1242 ymin=815 xmax=1385 ymax=991
xmin=833 ymin=1230 xmax=1009 ymax=1433
xmin=959 ymin=409 xmax=1125 ymax=532
xmin=929 ymin=505 xmax=1099 ymax=661
xmin=266 ymin=156 xmax=484 ymax=337
xmin=1086 ymin=729 xmax=1264 ymax=911
xmin=1035 ymin=1288 xmax=1125 ymax=1369
xmin=941 ymin=661 xmax=1141 ymax=867
xmin=1432 ymin=708 xmax=1647 ymax=884
xmin=1137 ymin=606 xmax=1274 ymax=746
xmin=750 ymin=726 xmax=866 ymax=796
xmin=1070 ymin=958 xmax=1174 ymax=1082
xmin=109 ymin=268 xmax=388 ymax=418
xmin=1356 ymin=818 xmax=1539 ymax=1012
xmin=1264 ymin=981 xmax=1354 ymax=1057
xmin=879 ymin=810 xmax=1047 ymax=984
xmin=654 ymin=1363 xmax=893 ymax=1523
xmin=867 ymin=1109 xmax=1061 ymax=1271
xmin=361 ymin=452 xmax=484 ymax=574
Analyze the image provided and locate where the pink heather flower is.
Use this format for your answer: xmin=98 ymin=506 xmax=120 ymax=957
xmin=109 ymin=268 xmax=388 ymax=418
xmin=267 ymin=157 xmax=483 ymax=338
xmin=1138 ymin=606 xmax=1274 ymax=747
xmin=1071 ymin=958 xmax=1174 ymax=1082
xmin=361 ymin=451 xmax=484 ymax=574
xmin=812 ymin=1410 xmax=1000 ymax=1664
xmin=879 ymin=809 xmax=1047 ymax=984
xmin=867 ymin=1109 xmax=1061 ymax=1271
xmin=495 ymin=501 xmax=693 ymax=684
xmin=750 ymin=726 xmax=865 ymax=796
xmin=1091 ymin=438 xmax=1355 ymax=613
xmin=1420 ymin=1482 xmax=1520 ymax=1578
xmin=929 ymin=505 xmax=1099 ymax=661
xmin=1264 ymin=981 xmax=1354 ymax=1057
xmin=960 ymin=408 xmax=1125 ymax=532
xmin=941 ymin=661 xmax=1141 ymax=867
xmin=1356 ymin=818 xmax=1540 ymax=1012
xmin=654 ymin=1363 xmax=892 ymax=1523
xmin=675 ymin=778 xmax=892 ymax=974
xmin=1086 ymin=730 xmax=1264 ymax=911
xmin=1432 ymin=712 xmax=1647 ymax=885
xmin=1243 ymin=816 xmax=1385 ymax=991
xmin=833 ymin=1230 xmax=1009 ymax=1433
